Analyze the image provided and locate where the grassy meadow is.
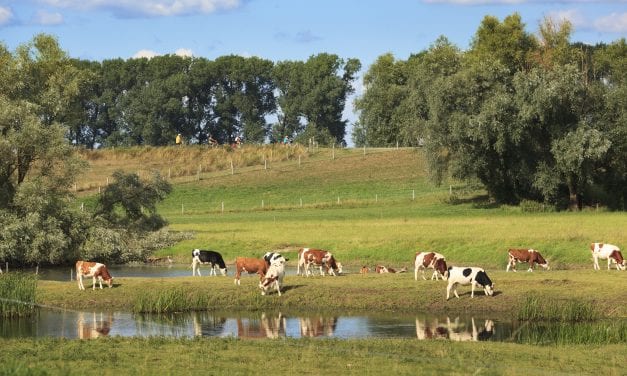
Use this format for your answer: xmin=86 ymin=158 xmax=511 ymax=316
xmin=5 ymin=146 xmax=625 ymax=375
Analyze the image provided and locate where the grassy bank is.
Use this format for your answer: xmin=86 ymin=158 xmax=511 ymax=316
xmin=1 ymin=337 xmax=624 ymax=375
xmin=37 ymin=270 xmax=627 ymax=317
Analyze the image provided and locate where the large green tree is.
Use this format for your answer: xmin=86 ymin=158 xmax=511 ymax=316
xmin=0 ymin=34 xmax=89 ymax=265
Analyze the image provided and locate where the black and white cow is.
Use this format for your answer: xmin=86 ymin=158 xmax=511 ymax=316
xmin=263 ymin=252 xmax=288 ymax=266
xmin=191 ymin=249 xmax=227 ymax=276
xmin=446 ymin=266 xmax=494 ymax=300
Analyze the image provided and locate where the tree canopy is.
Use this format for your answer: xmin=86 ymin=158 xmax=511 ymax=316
xmin=354 ymin=14 xmax=626 ymax=210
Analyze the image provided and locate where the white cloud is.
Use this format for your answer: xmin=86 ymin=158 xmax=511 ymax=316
xmin=133 ymin=49 xmax=159 ymax=59
xmin=546 ymin=9 xmax=586 ymax=29
xmin=32 ymin=10 xmax=64 ymax=25
xmin=40 ymin=0 xmax=242 ymax=17
xmin=175 ymin=48 xmax=193 ymax=57
xmin=594 ymin=12 xmax=627 ymax=33
xmin=423 ymin=0 xmax=619 ymax=3
xmin=0 ymin=6 xmax=14 ymax=26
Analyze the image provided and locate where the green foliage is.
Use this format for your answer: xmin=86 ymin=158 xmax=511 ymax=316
xmin=0 ymin=273 xmax=37 ymax=318
xmin=95 ymin=171 xmax=171 ymax=232
xmin=518 ymin=296 xmax=599 ymax=322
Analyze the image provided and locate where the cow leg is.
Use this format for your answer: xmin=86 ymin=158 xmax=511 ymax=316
xmin=527 ymin=261 xmax=534 ymax=272
xmin=470 ymin=283 xmax=475 ymax=298
xmin=78 ymin=275 xmax=85 ymax=290
xmin=607 ymin=258 xmax=612 ymax=270
xmin=319 ymin=265 xmax=324 ymax=276
xmin=234 ymin=270 xmax=240 ymax=285
xmin=593 ymin=256 xmax=599 ymax=270
xmin=275 ymin=281 xmax=281 ymax=296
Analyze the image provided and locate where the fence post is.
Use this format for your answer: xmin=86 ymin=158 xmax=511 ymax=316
xmin=221 ymin=202 xmax=224 ymax=213
xmin=363 ymin=145 xmax=366 ymax=155
xmin=337 ymin=196 xmax=340 ymax=204
xmin=332 ymin=143 xmax=335 ymax=160
xmin=264 ymin=159 xmax=267 ymax=170
xmin=449 ymin=185 xmax=452 ymax=195
xmin=181 ymin=204 xmax=184 ymax=214
xmin=298 ymin=155 xmax=301 ymax=168
xmin=412 ymin=190 xmax=415 ymax=200
xmin=231 ymin=160 xmax=234 ymax=175
xmin=300 ymin=198 xmax=303 ymax=207
xmin=168 ymin=168 xmax=171 ymax=179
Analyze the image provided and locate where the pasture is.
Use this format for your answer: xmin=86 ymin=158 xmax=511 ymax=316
xmin=5 ymin=146 xmax=626 ymax=375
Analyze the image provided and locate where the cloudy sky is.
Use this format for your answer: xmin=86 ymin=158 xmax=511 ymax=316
xmin=1 ymin=0 xmax=625 ymax=141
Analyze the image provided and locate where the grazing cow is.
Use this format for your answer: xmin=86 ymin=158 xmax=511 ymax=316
xmin=506 ymin=248 xmax=549 ymax=272
xmin=259 ymin=255 xmax=287 ymax=296
xmin=297 ymin=248 xmax=342 ymax=277
xmin=590 ymin=243 xmax=625 ymax=271
xmin=414 ymin=252 xmax=448 ymax=281
xmin=76 ymin=261 xmax=113 ymax=290
xmin=191 ymin=249 xmax=227 ymax=276
xmin=446 ymin=266 xmax=494 ymax=300
xmin=234 ymin=257 xmax=268 ymax=285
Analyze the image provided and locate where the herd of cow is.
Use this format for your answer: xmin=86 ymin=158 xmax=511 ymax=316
xmin=75 ymin=242 xmax=625 ymax=300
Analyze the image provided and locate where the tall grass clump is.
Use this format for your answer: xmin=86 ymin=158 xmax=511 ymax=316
xmin=0 ymin=273 xmax=38 ymax=317
xmin=518 ymin=295 xmax=600 ymax=322
xmin=513 ymin=321 xmax=627 ymax=345
xmin=133 ymin=287 xmax=208 ymax=313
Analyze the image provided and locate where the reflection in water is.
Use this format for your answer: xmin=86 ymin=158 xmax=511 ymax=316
xmin=7 ymin=308 xmax=618 ymax=343
xmin=299 ymin=316 xmax=338 ymax=337
xmin=415 ymin=316 xmax=494 ymax=341
xmin=236 ymin=312 xmax=287 ymax=339
xmin=78 ymin=312 xmax=112 ymax=339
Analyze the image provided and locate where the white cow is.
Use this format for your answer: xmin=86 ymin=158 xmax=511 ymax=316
xmin=259 ymin=256 xmax=286 ymax=296
xmin=590 ymin=243 xmax=625 ymax=270
xmin=446 ymin=266 xmax=494 ymax=300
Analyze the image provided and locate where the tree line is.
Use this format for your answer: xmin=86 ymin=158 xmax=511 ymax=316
xmin=68 ymin=47 xmax=360 ymax=148
xmin=353 ymin=14 xmax=626 ymax=210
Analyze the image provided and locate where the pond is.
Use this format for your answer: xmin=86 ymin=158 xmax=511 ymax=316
xmin=2 ymin=308 xmax=511 ymax=341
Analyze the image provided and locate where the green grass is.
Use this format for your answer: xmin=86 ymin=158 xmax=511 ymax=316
xmin=0 ymin=273 xmax=37 ymax=317
xmin=1 ymin=337 xmax=625 ymax=375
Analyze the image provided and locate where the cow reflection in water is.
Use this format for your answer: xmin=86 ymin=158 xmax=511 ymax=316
xmin=236 ymin=312 xmax=286 ymax=339
xmin=77 ymin=312 xmax=112 ymax=339
xmin=299 ymin=316 xmax=338 ymax=337
xmin=416 ymin=317 xmax=494 ymax=341
xmin=192 ymin=312 xmax=227 ymax=337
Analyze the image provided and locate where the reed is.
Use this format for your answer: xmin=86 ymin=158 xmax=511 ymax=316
xmin=513 ymin=321 xmax=627 ymax=345
xmin=517 ymin=295 xmax=600 ymax=322
xmin=0 ymin=273 xmax=38 ymax=318
xmin=132 ymin=287 xmax=209 ymax=313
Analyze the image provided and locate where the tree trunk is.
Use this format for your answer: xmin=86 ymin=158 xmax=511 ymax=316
xmin=567 ymin=179 xmax=580 ymax=211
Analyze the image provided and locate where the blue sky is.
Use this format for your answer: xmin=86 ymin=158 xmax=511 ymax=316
xmin=1 ymin=0 xmax=625 ymax=143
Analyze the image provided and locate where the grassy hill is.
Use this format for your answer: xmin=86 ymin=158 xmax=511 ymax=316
xmin=77 ymin=146 xmax=627 ymax=270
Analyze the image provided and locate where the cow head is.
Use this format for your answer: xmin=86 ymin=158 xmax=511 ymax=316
xmin=590 ymin=243 xmax=602 ymax=252
xmin=433 ymin=258 xmax=448 ymax=280
xmin=610 ymin=251 xmax=626 ymax=270
xmin=100 ymin=267 xmax=113 ymax=288
xmin=219 ymin=267 xmax=227 ymax=276
xmin=475 ymin=270 xmax=494 ymax=296
xmin=535 ymin=251 xmax=550 ymax=270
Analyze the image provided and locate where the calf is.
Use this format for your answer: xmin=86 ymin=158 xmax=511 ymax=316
xmin=506 ymin=248 xmax=549 ymax=272
xmin=191 ymin=249 xmax=228 ymax=276
xmin=234 ymin=257 xmax=268 ymax=285
xmin=297 ymin=248 xmax=342 ymax=277
xmin=76 ymin=261 xmax=113 ymax=290
xmin=446 ymin=266 xmax=494 ymax=300
xmin=259 ymin=255 xmax=287 ymax=296
xmin=414 ymin=252 xmax=448 ymax=281
xmin=375 ymin=265 xmax=407 ymax=274
xmin=590 ymin=243 xmax=625 ymax=271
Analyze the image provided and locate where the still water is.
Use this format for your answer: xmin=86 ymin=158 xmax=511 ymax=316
xmin=2 ymin=309 xmax=512 ymax=341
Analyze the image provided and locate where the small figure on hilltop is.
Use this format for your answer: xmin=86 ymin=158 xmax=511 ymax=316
xmin=175 ymin=133 xmax=183 ymax=146
xmin=283 ymin=135 xmax=289 ymax=144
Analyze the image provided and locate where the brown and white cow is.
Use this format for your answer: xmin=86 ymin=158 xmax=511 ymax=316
xmin=375 ymin=265 xmax=407 ymax=274
xmin=76 ymin=261 xmax=113 ymax=290
xmin=506 ymin=248 xmax=549 ymax=272
xmin=590 ymin=243 xmax=625 ymax=271
xmin=414 ymin=252 xmax=448 ymax=281
xmin=234 ymin=257 xmax=268 ymax=285
xmin=297 ymin=248 xmax=342 ymax=277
